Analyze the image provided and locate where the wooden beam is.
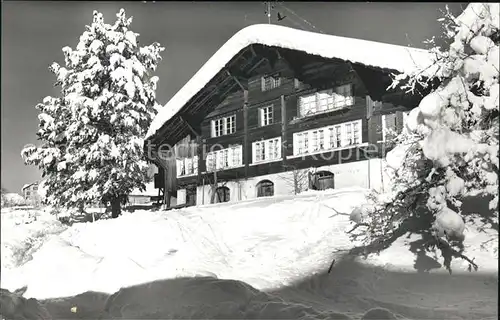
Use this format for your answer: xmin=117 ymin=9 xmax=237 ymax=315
xmin=278 ymin=51 xmax=304 ymax=80
xmin=179 ymin=115 xmax=201 ymax=137
xmin=246 ymin=57 xmax=267 ymax=75
xmin=249 ymin=45 xmax=257 ymax=57
xmin=280 ymin=94 xmax=287 ymax=169
xmin=274 ymin=48 xmax=283 ymax=60
xmin=243 ymin=89 xmax=249 ymax=178
xmin=225 ymin=69 xmax=247 ymax=91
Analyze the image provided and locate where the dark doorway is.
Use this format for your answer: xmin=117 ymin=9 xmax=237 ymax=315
xmin=186 ymin=186 xmax=197 ymax=206
xmin=257 ymin=180 xmax=274 ymax=197
xmin=215 ymin=186 xmax=230 ymax=203
xmin=311 ymin=171 xmax=335 ymax=190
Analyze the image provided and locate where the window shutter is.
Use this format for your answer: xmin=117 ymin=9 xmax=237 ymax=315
xmin=395 ymin=111 xmax=404 ymax=134
xmin=366 ymin=95 xmax=374 ymax=119
xmin=342 ymin=124 xmax=347 ymax=147
xmin=211 ymin=120 xmax=215 ymax=137
xmin=193 ymin=156 xmax=198 ymax=174
xmin=277 ymin=138 xmax=282 ymax=159
xmin=228 ymin=147 xmax=233 ymax=167
xmin=252 ymin=142 xmax=257 ymax=163
xmin=261 ymin=76 xmax=265 ymax=92
xmin=358 ymin=120 xmax=363 ymax=143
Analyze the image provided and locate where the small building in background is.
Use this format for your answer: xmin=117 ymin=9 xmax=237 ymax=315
xmin=128 ymin=163 xmax=177 ymax=207
xmin=21 ymin=181 xmax=41 ymax=206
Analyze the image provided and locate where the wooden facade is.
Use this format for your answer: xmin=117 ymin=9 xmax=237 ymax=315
xmin=146 ymin=44 xmax=428 ymax=205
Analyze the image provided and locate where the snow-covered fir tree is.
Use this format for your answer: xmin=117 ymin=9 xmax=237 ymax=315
xmin=21 ymin=9 xmax=164 ymax=218
xmin=350 ymin=3 xmax=498 ymax=270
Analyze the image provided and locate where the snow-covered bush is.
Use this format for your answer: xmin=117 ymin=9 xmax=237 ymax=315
xmin=21 ymin=9 xmax=164 ymax=218
xmin=350 ymin=3 xmax=499 ymax=271
xmin=1 ymin=193 xmax=27 ymax=208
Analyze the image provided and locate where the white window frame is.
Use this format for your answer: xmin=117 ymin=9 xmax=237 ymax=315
xmin=205 ymin=145 xmax=243 ymax=172
xmin=298 ymin=84 xmax=355 ymax=118
xmin=176 ymin=156 xmax=199 ymax=177
xmin=259 ymin=105 xmax=274 ymax=127
xmin=293 ymin=119 xmax=362 ymax=156
xmin=261 ymin=74 xmax=282 ymax=92
xmin=211 ymin=114 xmax=236 ymax=137
xmin=252 ymin=137 xmax=282 ymax=164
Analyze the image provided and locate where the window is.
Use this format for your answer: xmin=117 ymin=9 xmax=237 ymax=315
xmin=257 ymin=180 xmax=274 ymax=197
xmin=206 ymin=145 xmax=242 ymax=172
xmin=252 ymin=137 xmax=281 ymax=164
xmin=215 ymin=186 xmax=230 ymax=203
xmin=334 ymin=84 xmax=354 ymax=108
xmin=211 ymin=114 xmax=236 ymax=137
xmin=213 ymin=118 xmax=224 ymax=137
xmin=206 ymin=153 xmax=216 ymax=172
xmin=345 ymin=123 xmax=353 ymax=146
xmin=259 ymin=105 xmax=273 ymax=126
xmin=310 ymin=171 xmax=335 ymax=190
xmin=304 ymin=133 xmax=309 ymax=153
xmin=293 ymin=120 xmax=362 ymax=156
xmin=177 ymin=156 xmax=199 ymax=177
xmin=223 ymin=149 xmax=229 ymax=168
xmin=298 ymin=84 xmax=354 ymax=117
xmin=319 ymin=130 xmax=325 ymax=150
xmin=335 ymin=125 xmax=342 ymax=148
xmin=255 ymin=142 xmax=263 ymax=162
xmin=297 ymin=133 xmax=304 ymax=155
xmin=262 ymin=74 xmax=281 ymax=91
xmin=353 ymin=122 xmax=360 ymax=144
xmin=294 ymin=78 xmax=305 ymax=90
xmin=382 ymin=111 xmax=409 ymax=142
xmin=329 ymin=128 xmax=335 ymax=149
xmin=231 ymin=146 xmax=240 ymax=167
xmin=312 ymin=131 xmax=318 ymax=151
xmin=298 ymin=93 xmax=317 ymax=116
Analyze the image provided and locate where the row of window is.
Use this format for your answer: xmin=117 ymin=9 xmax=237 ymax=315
xmin=253 ymin=137 xmax=281 ymax=163
xmin=179 ymin=112 xmax=408 ymax=177
xmin=206 ymin=145 xmax=243 ymax=172
xmin=298 ymin=84 xmax=354 ymax=117
xmin=293 ymin=120 xmax=362 ymax=156
xmin=211 ymin=115 xmax=236 ymax=138
xmin=210 ymin=83 xmax=355 ymax=138
xmin=179 ymin=119 xmax=363 ymax=177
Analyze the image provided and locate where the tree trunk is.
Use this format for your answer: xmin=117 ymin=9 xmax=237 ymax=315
xmin=111 ymin=198 xmax=121 ymax=218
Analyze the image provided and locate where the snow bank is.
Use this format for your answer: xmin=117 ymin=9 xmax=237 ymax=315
xmin=3 ymin=187 xmax=496 ymax=304
xmin=146 ymin=24 xmax=436 ymax=139
xmin=2 ymin=188 xmax=367 ymax=299
xmin=1 ymin=208 xmax=67 ymax=270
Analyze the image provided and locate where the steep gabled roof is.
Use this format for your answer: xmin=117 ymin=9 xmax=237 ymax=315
xmin=146 ymin=24 xmax=436 ymax=141
xmin=21 ymin=181 xmax=39 ymax=191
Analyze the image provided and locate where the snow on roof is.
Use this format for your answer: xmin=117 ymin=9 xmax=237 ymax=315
xmin=146 ymin=24 xmax=436 ymax=140
xmin=21 ymin=181 xmax=39 ymax=191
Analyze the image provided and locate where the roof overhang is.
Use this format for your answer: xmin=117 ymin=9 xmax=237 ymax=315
xmin=145 ymin=24 xmax=436 ymax=149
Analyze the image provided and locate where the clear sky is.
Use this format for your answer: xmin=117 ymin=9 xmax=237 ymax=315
xmin=1 ymin=1 xmax=466 ymax=194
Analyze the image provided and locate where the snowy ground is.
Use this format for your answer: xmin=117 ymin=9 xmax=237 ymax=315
xmin=1 ymin=188 xmax=497 ymax=319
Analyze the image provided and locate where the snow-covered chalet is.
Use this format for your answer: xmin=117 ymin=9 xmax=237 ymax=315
xmin=144 ymin=24 xmax=436 ymax=207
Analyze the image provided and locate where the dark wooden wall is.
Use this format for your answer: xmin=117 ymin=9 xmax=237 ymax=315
xmin=178 ymin=52 xmax=416 ymax=188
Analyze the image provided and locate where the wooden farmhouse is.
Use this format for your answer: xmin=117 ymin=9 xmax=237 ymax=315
xmin=144 ymin=24 xmax=435 ymax=208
